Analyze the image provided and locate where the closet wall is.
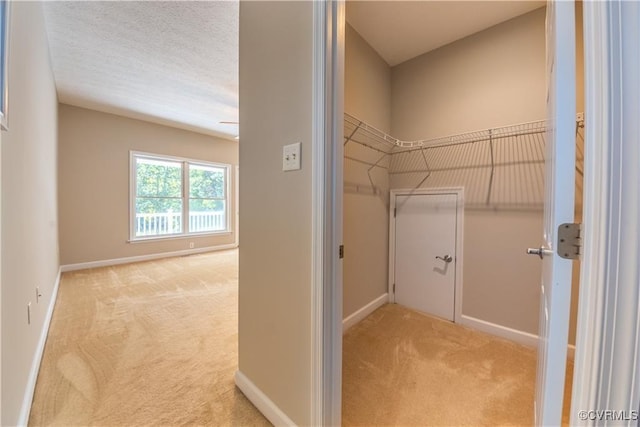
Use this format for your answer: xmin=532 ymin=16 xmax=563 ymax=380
xmin=343 ymin=24 xmax=391 ymax=318
xmin=345 ymin=6 xmax=584 ymax=342
xmin=391 ymin=8 xmax=546 ymax=335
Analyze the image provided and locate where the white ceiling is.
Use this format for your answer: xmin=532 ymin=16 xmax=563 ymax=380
xmin=43 ymin=1 xmax=239 ymax=140
xmin=42 ymin=1 xmax=544 ymax=140
xmin=346 ymin=1 xmax=545 ymax=66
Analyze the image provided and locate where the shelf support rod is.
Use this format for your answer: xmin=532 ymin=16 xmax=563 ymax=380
xmin=486 ymin=130 xmax=495 ymax=205
xmin=343 ymin=121 xmax=361 ymax=147
xmin=366 ymin=153 xmax=389 ymax=195
xmin=414 ymin=147 xmax=432 ymax=189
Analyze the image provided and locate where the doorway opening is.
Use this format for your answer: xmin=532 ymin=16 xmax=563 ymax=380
xmin=340 ymin=2 xmax=584 ymax=425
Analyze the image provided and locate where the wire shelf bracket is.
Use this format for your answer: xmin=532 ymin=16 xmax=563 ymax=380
xmin=343 ymin=112 xmax=586 ymax=211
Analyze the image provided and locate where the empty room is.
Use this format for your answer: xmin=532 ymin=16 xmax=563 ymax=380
xmin=0 ymin=2 xmax=268 ymax=426
xmin=3 ymin=1 xmax=640 ymax=426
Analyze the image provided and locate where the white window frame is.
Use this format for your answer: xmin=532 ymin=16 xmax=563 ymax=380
xmin=129 ymin=150 xmax=231 ymax=242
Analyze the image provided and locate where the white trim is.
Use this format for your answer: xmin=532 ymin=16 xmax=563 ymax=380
xmin=17 ymin=268 xmax=62 ymax=426
xmin=342 ymin=293 xmax=388 ymax=333
xmin=129 ymin=150 xmax=233 ymax=241
xmin=127 ymin=231 xmax=232 ymax=243
xmin=129 ymin=150 xmax=232 ymax=176
xmin=388 ymin=187 xmax=464 ymax=323
xmin=0 ymin=1 xmax=10 ymax=131
xmin=60 ymin=244 xmax=237 ymax=272
xmin=570 ymin=3 xmax=608 ymax=420
xmin=460 ymin=315 xmax=576 ymax=359
xmin=234 ymin=370 xmax=296 ymax=427
xmin=311 ymin=2 xmax=325 ymax=423
xmin=312 ymin=1 xmax=344 ymax=426
xmin=461 ymin=315 xmax=539 ymax=348
xmin=571 ymin=1 xmax=640 ymax=422
xmin=234 ymin=165 xmax=239 ymax=247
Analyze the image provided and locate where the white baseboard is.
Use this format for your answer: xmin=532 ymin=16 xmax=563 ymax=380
xmin=60 ymin=243 xmax=238 ymax=272
xmin=18 ymin=268 xmax=62 ymax=426
xmin=460 ymin=314 xmax=540 ymax=348
xmin=342 ymin=293 xmax=389 ymax=333
xmin=234 ymin=370 xmax=296 ymax=427
xmin=460 ymin=315 xmax=576 ymax=359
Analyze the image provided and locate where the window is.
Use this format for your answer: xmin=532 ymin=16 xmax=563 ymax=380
xmin=0 ymin=0 xmax=9 ymax=130
xmin=131 ymin=152 xmax=230 ymax=240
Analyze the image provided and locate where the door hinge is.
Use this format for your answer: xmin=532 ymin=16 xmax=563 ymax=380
xmin=394 ymin=208 xmax=396 ymax=218
xmin=393 ymin=283 xmax=395 ymax=293
xmin=339 ymin=245 xmax=344 ymax=259
xmin=557 ymin=223 xmax=581 ymax=260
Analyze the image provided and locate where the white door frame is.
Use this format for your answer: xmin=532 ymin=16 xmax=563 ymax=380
xmin=388 ymin=187 xmax=464 ymax=323
xmin=234 ymin=165 xmax=239 ymax=247
xmin=570 ymin=1 xmax=640 ymax=423
xmin=312 ymin=1 xmax=344 ymax=426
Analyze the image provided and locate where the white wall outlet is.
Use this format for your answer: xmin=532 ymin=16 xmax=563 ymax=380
xmin=189 ymin=242 xmax=195 ymax=249
xmin=282 ymin=142 xmax=301 ymax=171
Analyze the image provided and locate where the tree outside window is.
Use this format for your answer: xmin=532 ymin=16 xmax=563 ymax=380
xmin=132 ymin=153 xmax=229 ymax=239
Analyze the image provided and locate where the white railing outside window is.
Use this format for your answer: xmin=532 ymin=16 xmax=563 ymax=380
xmin=135 ymin=211 xmax=225 ymax=237
xmin=189 ymin=211 xmax=226 ymax=233
xmin=130 ymin=151 xmax=231 ymax=241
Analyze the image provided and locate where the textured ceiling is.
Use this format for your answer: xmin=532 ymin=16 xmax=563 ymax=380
xmin=43 ymin=1 xmax=239 ymax=139
xmin=43 ymin=1 xmax=544 ymax=139
xmin=346 ymin=1 xmax=545 ymax=66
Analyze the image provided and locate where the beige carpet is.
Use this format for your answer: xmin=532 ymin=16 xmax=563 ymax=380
xmin=29 ymin=250 xmax=269 ymax=427
xmin=342 ymin=304 xmax=573 ymax=426
xmin=31 ymin=250 xmax=573 ymax=426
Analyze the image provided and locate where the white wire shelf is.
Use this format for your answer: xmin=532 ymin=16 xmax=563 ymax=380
xmin=344 ymin=113 xmax=585 ymax=211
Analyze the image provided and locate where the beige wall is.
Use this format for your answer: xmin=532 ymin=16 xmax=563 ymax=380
xmin=390 ymin=8 xmax=547 ymax=335
xmin=343 ymin=24 xmax=392 ymax=317
xmin=1 ymin=3 xmax=59 ymax=424
xmin=238 ymin=2 xmax=313 ymax=425
xmin=345 ymin=24 xmax=391 ymax=133
xmin=391 ymin=8 xmax=546 ymax=140
xmin=57 ymin=104 xmax=238 ymax=266
xmin=391 ymin=8 xmax=547 ymax=141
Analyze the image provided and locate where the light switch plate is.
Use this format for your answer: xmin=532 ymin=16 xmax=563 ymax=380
xmin=283 ymin=142 xmax=301 ymax=171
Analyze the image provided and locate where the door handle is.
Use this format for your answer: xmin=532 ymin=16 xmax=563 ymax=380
xmin=527 ymin=247 xmax=553 ymax=260
xmin=435 ymin=255 xmax=453 ymax=263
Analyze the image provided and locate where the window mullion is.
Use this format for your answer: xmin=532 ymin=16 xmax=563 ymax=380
xmin=183 ymin=161 xmax=189 ymax=234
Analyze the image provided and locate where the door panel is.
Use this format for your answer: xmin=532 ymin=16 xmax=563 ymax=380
xmin=394 ymin=193 xmax=457 ymax=321
xmin=535 ymin=1 xmax=576 ymax=424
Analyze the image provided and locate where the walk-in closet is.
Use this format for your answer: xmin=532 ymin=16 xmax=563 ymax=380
xmin=341 ymin=2 xmax=584 ymax=425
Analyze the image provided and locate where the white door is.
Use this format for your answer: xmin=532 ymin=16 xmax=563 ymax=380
xmin=394 ymin=193 xmax=458 ymax=321
xmin=533 ymin=1 xmax=576 ymax=425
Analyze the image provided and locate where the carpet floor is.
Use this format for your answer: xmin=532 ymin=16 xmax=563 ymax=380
xmin=29 ymin=250 xmax=269 ymax=427
xmin=342 ymin=304 xmax=573 ymax=426
xmin=30 ymin=250 xmax=572 ymax=426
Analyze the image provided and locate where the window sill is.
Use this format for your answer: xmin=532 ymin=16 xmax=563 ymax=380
xmin=128 ymin=230 xmax=232 ymax=244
